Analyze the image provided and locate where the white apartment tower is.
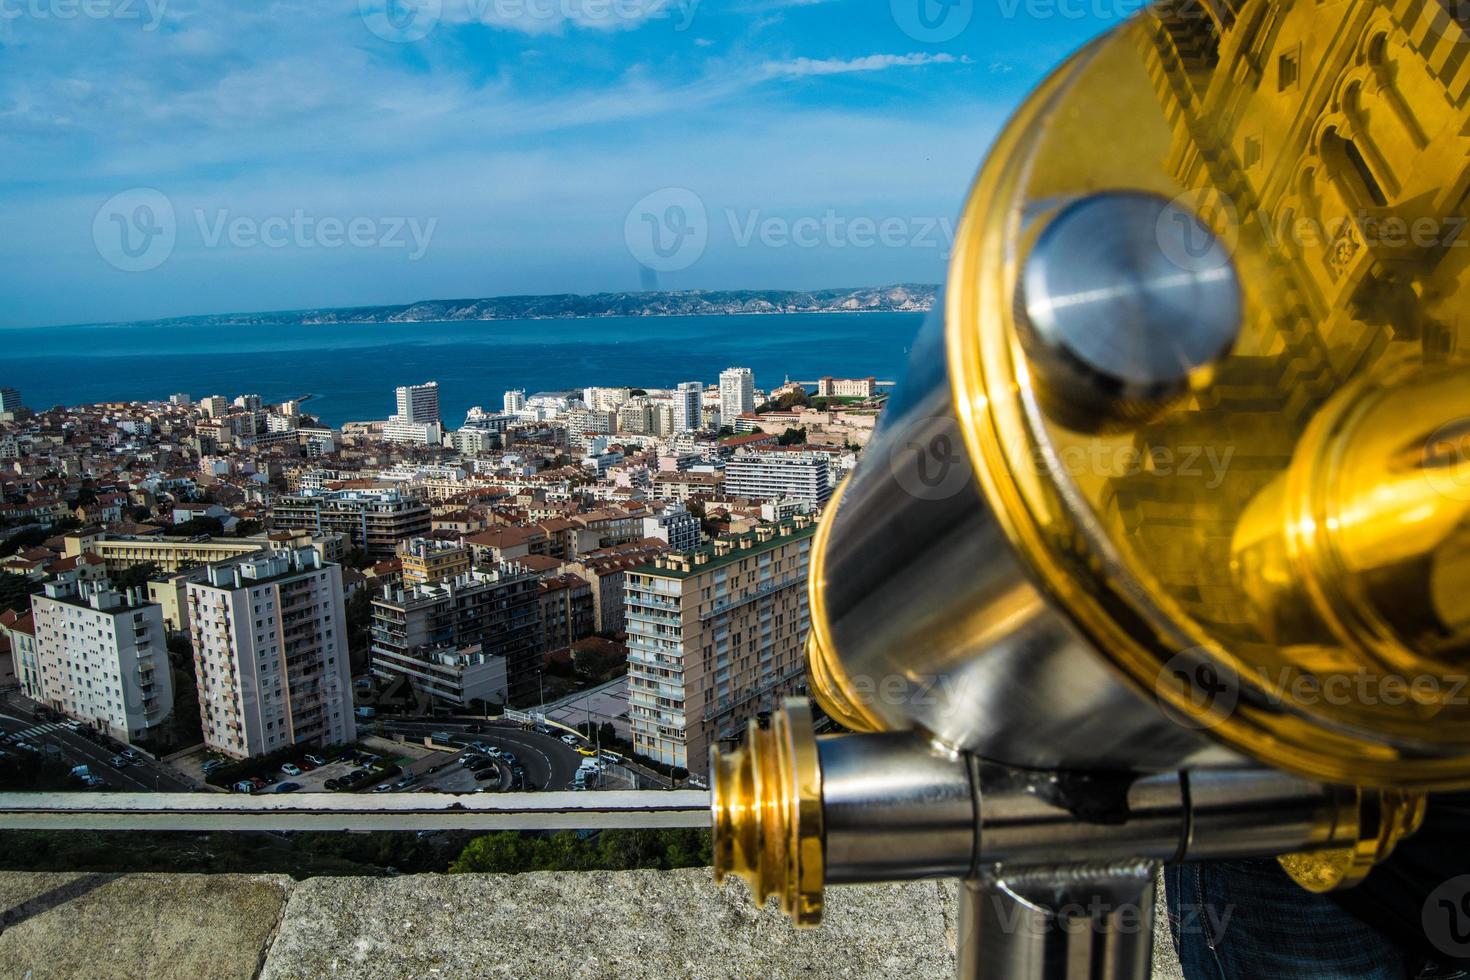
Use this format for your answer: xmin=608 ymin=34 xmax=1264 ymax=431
xmin=395 ymin=381 xmax=441 ymax=425
xmin=188 ymin=548 xmax=356 ymax=759
xmin=503 ymin=389 xmax=526 ymax=414
xmin=29 ymin=579 xmax=174 ymax=743
xmin=719 ymin=368 xmax=755 ymax=430
xmin=674 ymin=382 xmax=703 ymax=433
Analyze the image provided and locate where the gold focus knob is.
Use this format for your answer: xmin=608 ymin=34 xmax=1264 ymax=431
xmin=1279 ymin=789 xmax=1426 ymax=893
xmin=710 ymin=699 xmax=825 ymax=926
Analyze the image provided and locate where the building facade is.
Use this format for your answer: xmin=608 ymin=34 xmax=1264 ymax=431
xmin=723 ymin=451 xmax=832 ymax=505
xmin=187 ymin=549 xmax=355 ymax=759
xmin=271 ymin=489 xmax=431 ymax=558
xmin=29 ymin=579 xmax=174 ymax=743
xmin=370 ymin=565 xmax=543 ymax=707
xmin=398 ymin=538 xmax=472 ymax=587
xmin=624 ymin=517 xmax=814 ymax=773
xmin=718 ymin=368 xmax=755 ymax=429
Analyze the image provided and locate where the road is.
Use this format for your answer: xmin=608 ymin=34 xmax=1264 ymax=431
xmin=539 ymin=677 xmax=630 ymax=740
xmin=376 ymin=719 xmax=583 ymax=792
xmin=0 ymin=694 xmax=194 ymax=793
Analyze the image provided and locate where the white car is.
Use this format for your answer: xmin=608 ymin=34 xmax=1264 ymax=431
xmin=560 ymin=734 xmax=580 ymax=747
xmin=280 ymin=763 xmax=303 ymax=777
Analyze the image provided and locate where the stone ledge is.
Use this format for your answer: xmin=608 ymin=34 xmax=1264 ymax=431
xmin=0 ymin=869 xmax=1185 ymax=979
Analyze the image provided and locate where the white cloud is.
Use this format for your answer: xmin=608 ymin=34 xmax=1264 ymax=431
xmin=760 ymin=53 xmax=972 ymax=79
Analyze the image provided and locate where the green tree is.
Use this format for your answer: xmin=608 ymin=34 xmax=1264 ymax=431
xmin=233 ymin=519 xmax=264 ymax=537
xmin=114 ymin=562 xmax=160 ymax=591
xmin=0 ymin=571 xmax=41 ymax=614
xmin=450 ymin=831 xmax=537 ymax=873
xmin=777 ymin=427 xmax=807 ymax=446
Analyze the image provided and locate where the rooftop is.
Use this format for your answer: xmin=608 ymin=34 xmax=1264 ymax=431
xmin=631 ymin=519 xmax=815 ymax=580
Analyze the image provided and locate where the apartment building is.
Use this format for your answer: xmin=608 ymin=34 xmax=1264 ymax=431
xmin=538 ymin=573 xmax=594 ymax=653
xmin=271 ymin=488 xmax=431 ymax=558
xmin=29 ymin=579 xmax=174 ymax=743
xmin=718 ymin=368 xmax=755 ymax=430
xmin=723 ymin=451 xmax=832 ymax=505
xmin=64 ymin=528 xmax=342 ymax=574
xmin=398 ymin=538 xmax=471 ymax=587
xmin=395 ymin=381 xmax=441 ymax=424
xmin=643 ymin=504 xmax=701 ymax=553
xmin=565 ymin=540 xmax=669 ymax=634
xmin=370 ymin=564 xmax=542 ymax=707
xmin=188 ymin=549 xmax=355 ymax=759
xmin=673 ymin=382 xmax=703 ymax=433
xmin=624 ymin=517 xmax=814 ymax=773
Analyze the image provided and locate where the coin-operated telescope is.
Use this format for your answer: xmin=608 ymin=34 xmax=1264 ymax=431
xmin=712 ymin=1 xmax=1470 ymax=975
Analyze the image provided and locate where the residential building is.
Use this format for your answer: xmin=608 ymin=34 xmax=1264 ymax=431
xmin=370 ymin=564 xmax=542 ymax=707
xmin=271 ymin=488 xmax=431 ymax=558
xmin=719 ymin=368 xmax=755 ymax=430
xmin=395 ymin=382 xmax=441 ymax=425
xmin=382 ymin=417 xmax=443 ymax=446
xmin=374 ymin=642 xmax=508 ymax=710
xmin=0 ymin=388 xmax=22 ymax=414
xmin=146 ymin=566 xmax=212 ymax=633
xmin=538 ymin=573 xmax=595 ymax=653
xmin=398 ymin=537 xmax=471 ymax=587
xmin=0 ymin=610 xmax=38 ymax=700
xmin=624 ymin=517 xmax=815 ymax=773
xmin=188 ymin=548 xmax=355 ymax=759
xmin=65 ymin=528 xmax=343 ymax=574
xmin=30 ymin=579 xmax=174 ymax=743
xmin=643 ymin=504 xmax=702 ymax=553
xmin=503 ymin=389 xmax=526 ymax=414
xmin=673 ymin=382 xmax=703 ymax=433
xmin=723 ymin=451 xmax=832 ymax=505
xmin=565 ymin=540 xmax=669 ymax=634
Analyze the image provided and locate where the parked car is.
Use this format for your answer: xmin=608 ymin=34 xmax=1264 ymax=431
xmin=79 ymin=774 xmax=106 ymax=789
xmin=534 ymin=724 xmax=553 ymax=736
xmin=474 ymin=768 xmax=498 ymax=781
xmin=500 ymin=752 xmax=518 ymax=766
xmin=304 ymin=754 xmax=327 ymax=767
xmin=372 ymin=783 xmax=393 ymax=793
xmin=324 ymin=778 xmax=342 ymax=791
xmin=70 ymin=765 xmax=93 ymax=778
xmin=560 ymin=734 xmax=580 ymax=747
xmin=280 ymin=763 xmax=303 ymax=777
xmin=63 ymin=720 xmax=84 ymax=732
xmin=393 ymin=775 xmax=417 ymax=790
xmin=275 ymin=782 xmax=302 ymax=793
xmin=575 ymin=746 xmax=597 ymax=757
xmin=201 ymin=759 xmax=226 ymax=774
xmin=232 ymin=780 xmax=256 ymax=794
xmin=430 ymin=731 xmax=454 ymax=743
xmin=109 ymin=755 xmax=130 ymax=769
xmin=121 ymin=749 xmax=142 ymax=763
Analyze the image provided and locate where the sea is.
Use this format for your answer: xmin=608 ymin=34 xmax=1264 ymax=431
xmin=0 ymin=312 xmax=927 ymax=428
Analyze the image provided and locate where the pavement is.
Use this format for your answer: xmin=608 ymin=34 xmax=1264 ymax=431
xmin=0 ymin=694 xmax=194 ymax=793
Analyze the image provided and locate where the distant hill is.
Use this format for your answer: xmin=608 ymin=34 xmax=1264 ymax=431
xmin=123 ymin=284 xmax=937 ymax=328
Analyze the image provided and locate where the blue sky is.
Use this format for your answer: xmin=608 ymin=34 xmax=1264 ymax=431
xmin=0 ymin=0 xmax=1127 ymax=328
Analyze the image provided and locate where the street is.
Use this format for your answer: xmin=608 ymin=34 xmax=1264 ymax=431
xmin=376 ymin=719 xmax=584 ymax=792
xmin=0 ymin=693 xmax=195 ymax=793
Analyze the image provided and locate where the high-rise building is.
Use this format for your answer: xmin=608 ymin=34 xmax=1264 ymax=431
xmin=395 ymin=381 xmax=441 ymax=425
xmin=169 ymin=393 xmax=192 ymax=407
xmin=617 ymin=398 xmax=654 ymax=435
xmin=652 ymin=403 xmax=675 ymax=438
xmin=0 ymin=388 xmax=21 ymax=414
xmin=723 ymin=451 xmax=833 ymax=505
xmin=643 ymin=504 xmax=702 ymax=553
xmin=625 ymin=517 xmax=815 ymax=773
xmin=719 ymin=368 xmax=755 ymax=430
xmin=270 ymin=488 xmax=431 ymax=559
xmin=200 ymin=395 xmax=229 ymax=418
xmin=503 ymin=389 xmax=526 ymax=414
xmin=673 ymin=382 xmax=703 ymax=433
xmin=370 ymin=565 xmax=543 ymax=708
xmin=234 ymin=393 xmax=263 ymax=412
xmin=29 ymin=578 xmax=174 ymax=743
xmin=187 ymin=548 xmax=355 ymax=759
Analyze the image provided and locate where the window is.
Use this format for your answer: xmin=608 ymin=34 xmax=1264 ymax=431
xmin=1278 ymin=47 xmax=1300 ymax=91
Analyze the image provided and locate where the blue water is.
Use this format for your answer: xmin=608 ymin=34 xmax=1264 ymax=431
xmin=0 ymin=313 xmax=925 ymax=427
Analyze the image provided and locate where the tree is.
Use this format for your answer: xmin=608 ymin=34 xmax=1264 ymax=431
xmin=233 ymin=519 xmax=264 ymax=538
xmin=450 ymin=832 xmax=537 ymax=873
xmin=114 ymin=562 xmax=159 ymax=591
xmin=170 ymin=516 xmax=224 ymax=537
xmin=777 ymin=427 xmax=807 ymax=446
xmin=343 ymin=547 xmax=371 ymax=570
xmin=0 ymin=572 xmax=41 ymax=615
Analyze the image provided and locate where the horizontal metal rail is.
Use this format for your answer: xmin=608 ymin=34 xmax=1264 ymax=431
xmin=0 ymin=791 xmax=711 ymax=832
